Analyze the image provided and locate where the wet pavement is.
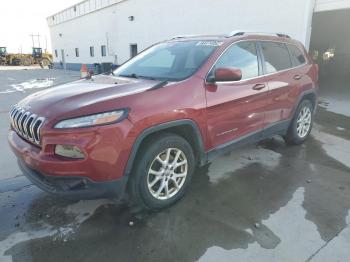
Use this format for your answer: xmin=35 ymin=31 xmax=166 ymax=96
xmin=0 ymin=70 xmax=349 ymax=262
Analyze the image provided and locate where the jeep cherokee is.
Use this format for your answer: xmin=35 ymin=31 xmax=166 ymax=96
xmin=8 ymin=32 xmax=318 ymax=210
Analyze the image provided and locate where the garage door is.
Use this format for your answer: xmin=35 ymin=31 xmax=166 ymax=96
xmin=315 ymin=0 xmax=350 ymax=12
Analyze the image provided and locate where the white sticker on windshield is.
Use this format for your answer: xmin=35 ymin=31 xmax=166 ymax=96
xmin=196 ymin=41 xmax=224 ymax=47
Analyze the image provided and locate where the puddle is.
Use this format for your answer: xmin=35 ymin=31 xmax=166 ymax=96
xmin=0 ymin=199 xmax=114 ymax=262
xmin=198 ymin=188 xmax=325 ymax=262
xmin=312 ymin=124 xmax=350 ymax=169
xmin=0 ymin=78 xmax=55 ymax=94
xmin=319 ymin=98 xmax=350 ymax=117
xmin=208 ymin=145 xmax=281 ymax=184
xmin=310 ymin=211 xmax=350 ymax=262
xmin=336 ymin=127 xmax=346 ymax=131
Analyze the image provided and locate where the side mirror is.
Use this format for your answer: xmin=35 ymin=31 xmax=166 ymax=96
xmin=212 ymin=67 xmax=242 ymax=82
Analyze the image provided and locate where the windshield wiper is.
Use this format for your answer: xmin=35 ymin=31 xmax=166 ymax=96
xmin=148 ymin=80 xmax=169 ymax=91
xmin=119 ymin=74 xmax=161 ymax=81
xmin=119 ymin=73 xmax=139 ymax=79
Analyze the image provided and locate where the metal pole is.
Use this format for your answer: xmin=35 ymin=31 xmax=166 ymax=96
xmin=37 ymin=33 xmax=41 ymax=48
xmin=29 ymin=34 xmax=35 ymax=48
xmin=45 ymin=36 xmax=47 ymax=52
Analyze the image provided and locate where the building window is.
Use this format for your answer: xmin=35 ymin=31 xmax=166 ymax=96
xmin=101 ymin=45 xmax=107 ymax=57
xmin=54 ymin=50 xmax=58 ymax=58
xmin=130 ymin=44 xmax=138 ymax=58
xmin=75 ymin=48 xmax=79 ymax=57
xmin=90 ymin=46 xmax=94 ymax=57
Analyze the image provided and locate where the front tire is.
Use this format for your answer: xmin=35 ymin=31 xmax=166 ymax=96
xmin=40 ymin=58 xmax=51 ymax=69
xmin=129 ymin=133 xmax=195 ymax=210
xmin=284 ymin=99 xmax=314 ymax=145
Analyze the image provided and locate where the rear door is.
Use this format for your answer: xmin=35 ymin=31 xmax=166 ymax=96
xmin=287 ymin=43 xmax=311 ymax=99
xmin=259 ymin=41 xmax=295 ymax=129
xmin=205 ymin=41 xmax=269 ymax=149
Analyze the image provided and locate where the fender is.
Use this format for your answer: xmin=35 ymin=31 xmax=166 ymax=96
xmin=124 ymin=119 xmax=206 ymax=177
xmin=292 ymin=89 xmax=318 ymax=117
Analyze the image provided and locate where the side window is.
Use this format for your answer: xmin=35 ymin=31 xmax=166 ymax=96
xmin=260 ymin=42 xmax=292 ymax=74
xmin=211 ymin=41 xmax=259 ymax=80
xmin=288 ymin=44 xmax=306 ymax=67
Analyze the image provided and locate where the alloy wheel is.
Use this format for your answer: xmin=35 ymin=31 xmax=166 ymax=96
xmin=296 ymin=106 xmax=312 ymax=138
xmin=147 ymin=148 xmax=188 ymax=200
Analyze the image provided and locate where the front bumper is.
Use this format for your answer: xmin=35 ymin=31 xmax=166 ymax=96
xmin=8 ymin=123 xmax=133 ymax=198
xmin=18 ymin=159 xmax=127 ymax=199
xmin=8 ymin=120 xmax=133 ymax=181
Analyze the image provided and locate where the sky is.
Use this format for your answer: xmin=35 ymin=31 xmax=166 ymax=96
xmin=0 ymin=0 xmax=81 ymax=54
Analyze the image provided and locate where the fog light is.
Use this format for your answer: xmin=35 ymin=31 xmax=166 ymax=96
xmin=55 ymin=145 xmax=85 ymax=159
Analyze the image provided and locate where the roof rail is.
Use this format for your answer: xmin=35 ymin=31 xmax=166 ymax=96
xmin=171 ymin=35 xmax=200 ymax=40
xmin=228 ymin=31 xmax=291 ymax=38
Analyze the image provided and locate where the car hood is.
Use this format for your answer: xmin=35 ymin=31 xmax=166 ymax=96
xmin=16 ymin=74 xmax=161 ymax=119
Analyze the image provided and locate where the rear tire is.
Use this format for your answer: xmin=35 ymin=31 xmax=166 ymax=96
xmin=284 ymin=99 xmax=314 ymax=145
xmin=128 ymin=133 xmax=195 ymax=211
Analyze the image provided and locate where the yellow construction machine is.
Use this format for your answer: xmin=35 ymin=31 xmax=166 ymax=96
xmin=0 ymin=47 xmax=53 ymax=68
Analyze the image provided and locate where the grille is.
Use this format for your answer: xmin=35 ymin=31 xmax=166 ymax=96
xmin=9 ymin=106 xmax=45 ymax=146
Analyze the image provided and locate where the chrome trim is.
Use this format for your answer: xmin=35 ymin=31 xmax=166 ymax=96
xmin=29 ymin=114 xmax=38 ymax=141
xmin=216 ymin=128 xmax=238 ymax=137
xmin=24 ymin=113 xmax=35 ymax=141
xmin=20 ymin=112 xmax=30 ymax=137
xmin=9 ymin=106 xmax=45 ymax=146
xmin=205 ymin=39 xmax=308 ymax=85
xmin=9 ymin=107 xmax=18 ymax=127
xmin=15 ymin=109 xmax=25 ymax=133
xmin=18 ymin=110 xmax=26 ymax=135
xmin=33 ymin=117 xmax=45 ymax=144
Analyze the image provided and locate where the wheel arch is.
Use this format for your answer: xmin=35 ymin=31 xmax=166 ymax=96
xmin=124 ymin=119 xmax=206 ymax=177
xmin=294 ymin=90 xmax=318 ymax=116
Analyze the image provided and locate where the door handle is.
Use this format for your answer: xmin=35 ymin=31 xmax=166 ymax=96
xmin=252 ymin=83 xmax=266 ymax=91
xmin=294 ymin=74 xmax=303 ymax=80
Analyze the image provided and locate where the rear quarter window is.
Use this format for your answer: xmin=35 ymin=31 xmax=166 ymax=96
xmin=260 ymin=42 xmax=292 ymax=74
xmin=288 ymin=44 xmax=307 ymax=67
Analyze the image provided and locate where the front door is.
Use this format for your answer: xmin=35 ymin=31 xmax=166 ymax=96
xmin=205 ymin=41 xmax=268 ymax=149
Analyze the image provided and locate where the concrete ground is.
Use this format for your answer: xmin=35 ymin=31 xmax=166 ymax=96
xmin=0 ymin=69 xmax=349 ymax=262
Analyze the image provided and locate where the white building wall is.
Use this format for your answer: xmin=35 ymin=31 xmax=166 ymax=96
xmin=48 ymin=0 xmax=316 ymax=67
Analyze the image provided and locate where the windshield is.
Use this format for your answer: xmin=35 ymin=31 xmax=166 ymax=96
xmin=113 ymin=41 xmax=221 ymax=81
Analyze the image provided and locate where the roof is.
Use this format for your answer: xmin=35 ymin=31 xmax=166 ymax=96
xmin=47 ymin=0 xmax=127 ymax=26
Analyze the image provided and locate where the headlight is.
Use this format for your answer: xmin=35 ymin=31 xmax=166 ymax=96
xmin=54 ymin=110 xmax=127 ymax=129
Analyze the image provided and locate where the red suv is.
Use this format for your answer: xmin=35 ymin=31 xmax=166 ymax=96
xmin=8 ymin=32 xmax=318 ymax=210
